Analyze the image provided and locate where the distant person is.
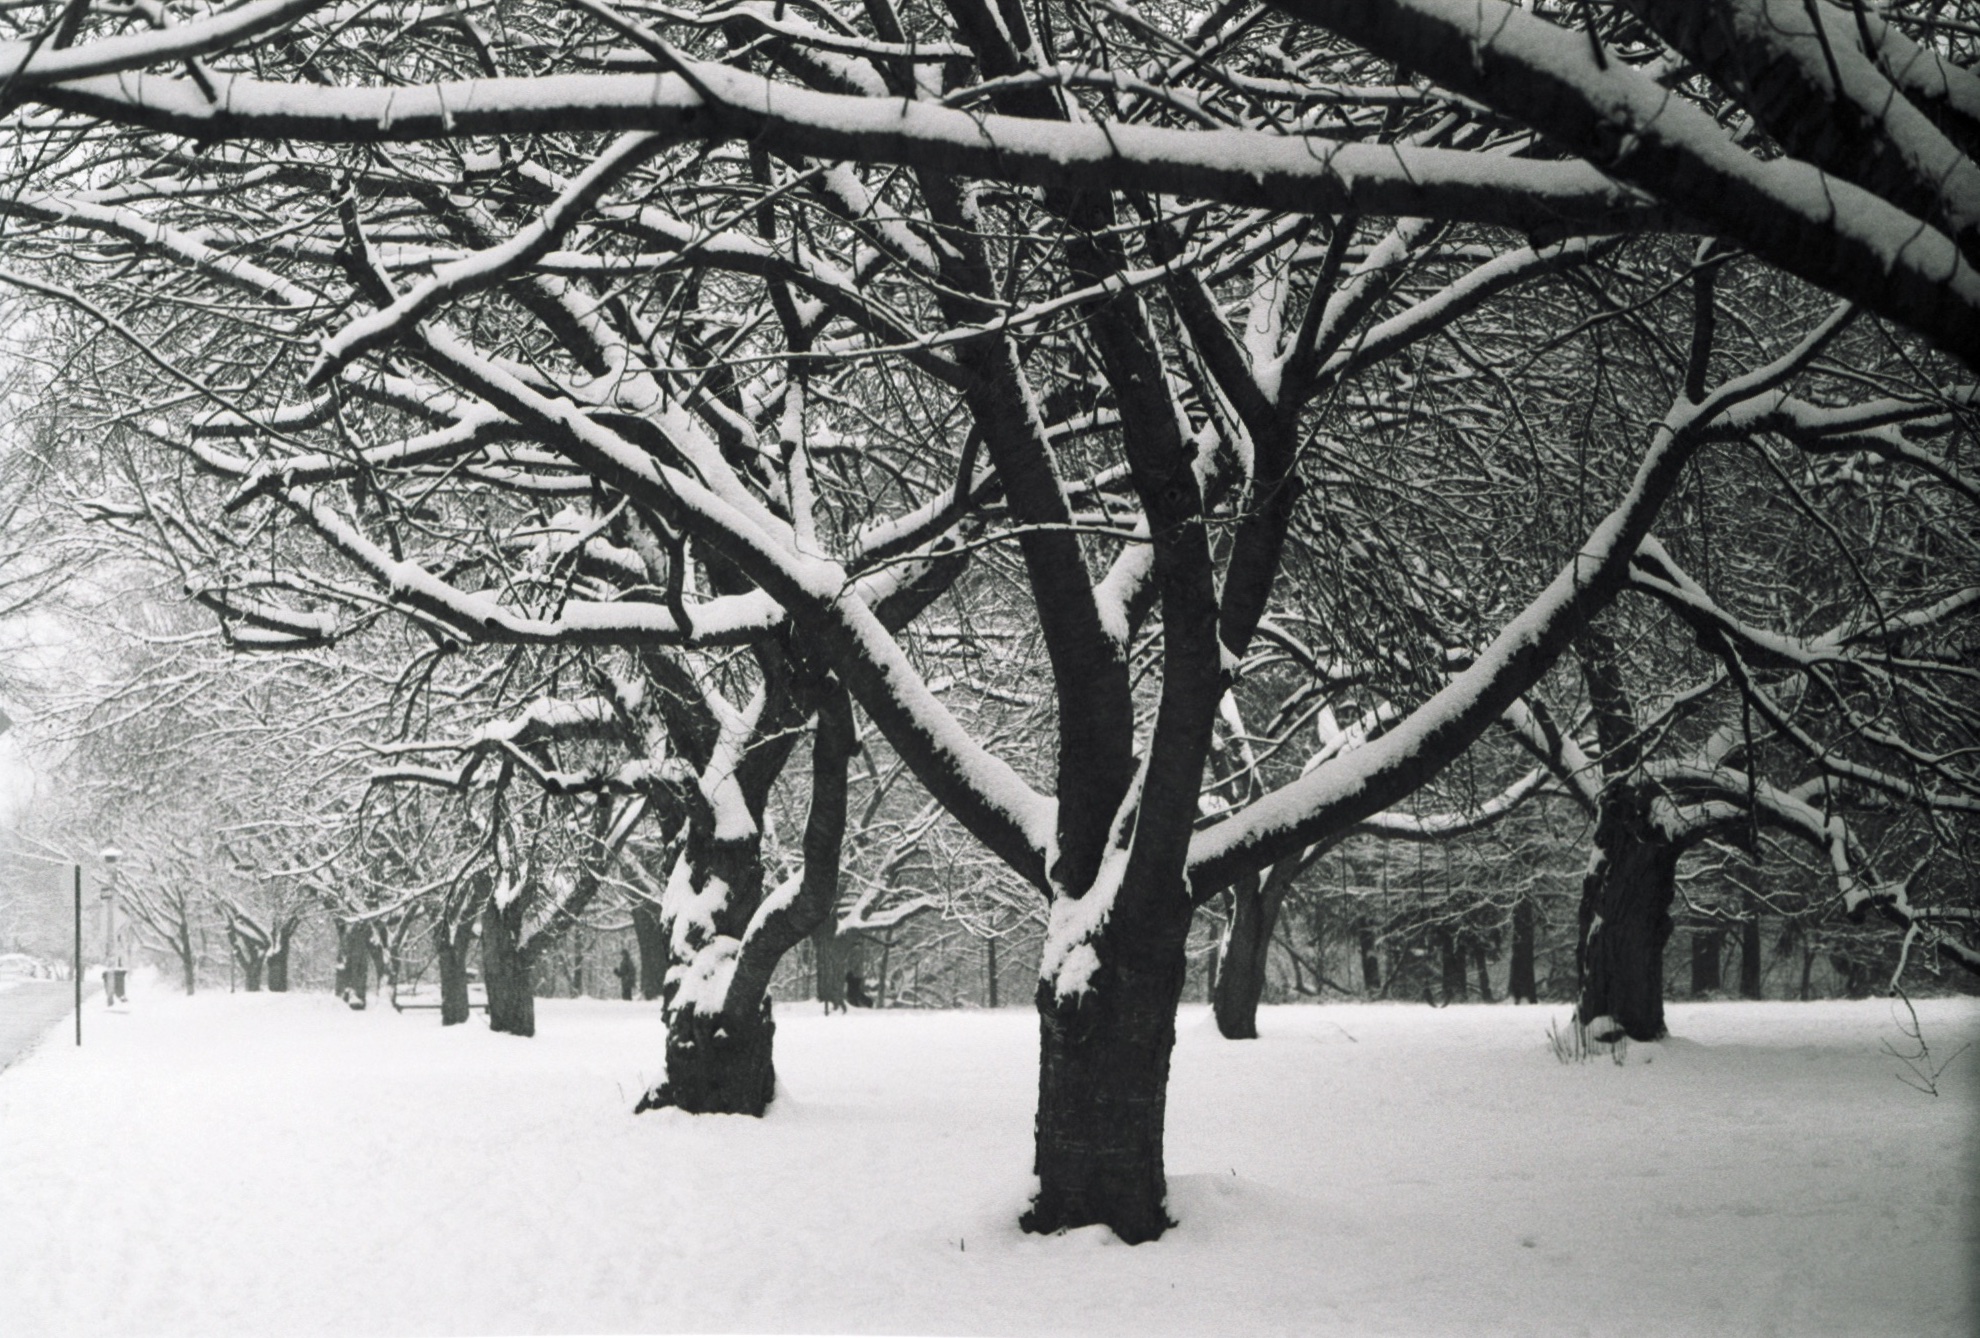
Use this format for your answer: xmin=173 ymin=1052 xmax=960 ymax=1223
xmin=845 ymin=971 xmax=874 ymax=1008
xmin=615 ymin=950 xmax=636 ymax=1002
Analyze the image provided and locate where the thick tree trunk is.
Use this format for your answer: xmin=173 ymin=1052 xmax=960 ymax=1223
xmin=1690 ymin=928 xmax=1724 ymax=996
xmin=1473 ymin=944 xmax=1495 ymax=1003
xmin=240 ymin=953 xmax=264 ymax=992
xmin=266 ymin=926 xmax=292 ymax=993
xmin=636 ymin=996 xmax=777 ymax=1116
xmin=632 ymin=900 xmax=666 ymax=1001
xmin=1508 ymin=897 xmax=1538 ymax=1003
xmin=811 ymin=916 xmax=850 ymax=1010
xmin=334 ymin=923 xmax=370 ymax=1009
xmin=1211 ymin=862 xmax=1295 ymax=1040
xmin=1738 ymin=891 xmax=1763 ymax=999
xmin=1024 ymin=928 xmax=1188 ymax=1245
xmin=435 ymin=918 xmax=472 ymax=1026
xmin=480 ymin=901 xmax=535 ymax=1037
xmin=1437 ymin=926 xmax=1467 ymax=1004
xmin=1577 ymin=788 xmax=1678 ymax=1041
xmin=1357 ymin=924 xmax=1381 ymax=994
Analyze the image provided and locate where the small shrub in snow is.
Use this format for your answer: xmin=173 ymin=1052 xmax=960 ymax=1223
xmin=1547 ymin=1014 xmax=1627 ymax=1066
xmin=1884 ymin=990 xmax=1971 ymax=1097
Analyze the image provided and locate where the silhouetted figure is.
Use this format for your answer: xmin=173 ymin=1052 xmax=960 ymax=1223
xmin=615 ymin=950 xmax=636 ymax=1002
xmin=845 ymin=971 xmax=874 ymax=1008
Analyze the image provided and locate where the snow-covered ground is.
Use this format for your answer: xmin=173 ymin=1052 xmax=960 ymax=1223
xmin=0 ymin=979 xmax=1973 ymax=1337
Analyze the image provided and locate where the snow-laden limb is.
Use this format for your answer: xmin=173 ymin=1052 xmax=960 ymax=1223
xmin=1721 ymin=394 xmax=1980 ymax=507
xmin=1646 ymin=762 xmax=1980 ymax=974
xmin=1355 ymin=766 xmax=1551 ymax=840
xmin=405 ymin=320 xmax=1057 ymax=885
xmin=223 ymin=410 xmax=514 ymax=511
xmin=309 ymin=132 xmax=670 ymax=387
xmin=0 ymin=0 xmax=323 ymax=87
xmin=1185 ymin=300 xmax=1857 ymax=897
xmin=1499 ymin=697 xmax=1603 ymax=816
xmin=277 ymin=484 xmax=786 ymax=647
xmin=38 ymin=66 xmax=1673 ymax=236
xmin=0 ymin=189 xmax=323 ymax=310
xmin=1274 ymin=0 xmax=1980 ymax=370
xmin=1039 ymin=758 xmax=1146 ymax=1000
xmin=1631 ymin=535 xmax=1980 ymax=676
xmin=1618 ymin=1 xmax=1980 ymax=264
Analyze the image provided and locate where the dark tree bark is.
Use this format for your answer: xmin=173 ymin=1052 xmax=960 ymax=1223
xmin=334 ymin=922 xmax=371 ymax=1009
xmin=265 ymin=924 xmax=292 ymax=993
xmin=1357 ymin=923 xmax=1382 ymax=993
xmin=1437 ymin=926 xmax=1468 ymax=1003
xmin=986 ymin=934 xmax=999 ymax=1009
xmin=1577 ymin=786 xmax=1679 ymax=1041
xmin=811 ymin=915 xmax=850 ymax=1010
xmin=480 ymin=898 xmax=535 ymax=1037
xmin=1690 ymin=927 xmax=1725 ymax=996
xmin=435 ymin=916 xmax=473 ymax=1026
xmin=1023 ymin=894 xmax=1191 ymax=1245
xmin=240 ymin=953 xmax=264 ymax=992
xmin=631 ymin=899 xmax=666 ymax=1001
xmin=638 ymin=995 xmax=777 ymax=1115
xmin=641 ymin=680 xmax=853 ymax=1116
xmin=1212 ymin=862 xmax=1296 ymax=1039
xmin=1473 ymin=944 xmax=1495 ymax=1003
xmin=1739 ymin=889 xmax=1763 ymax=999
xmin=1508 ymin=896 xmax=1538 ymax=1003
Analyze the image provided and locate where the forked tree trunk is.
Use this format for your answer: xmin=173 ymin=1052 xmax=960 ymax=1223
xmin=240 ymin=952 xmax=264 ymax=992
xmin=1024 ymin=897 xmax=1191 ymax=1245
xmin=1508 ymin=897 xmax=1538 ymax=1003
xmin=632 ymin=900 xmax=666 ymax=1001
xmin=1577 ymin=788 xmax=1679 ymax=1041
xmin=481 ymin=900 xmax=535 ymax=1037
xmin=435 ymin=918 xmax=472 ymax=1026
xmin=1691 ymin=928 xmax=1724 ymax=996
xmin=1211 ymin=862 xmax=1295 ymax=1040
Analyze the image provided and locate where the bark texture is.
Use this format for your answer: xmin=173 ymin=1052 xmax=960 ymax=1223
xmin=1211 ymin=863 xmax=1294 ymax=1039
xmin=1577 ymin=787 xmax=1679 ymax=1041
xmin=1024 ymin=895 xmax=1191 ymax=1245
xmin=435 ymin=918 xmax=472 ymax=1026
xmin=480 ymin=899 xmax=535 ymax=1037
xmin=1508 ymin=897 xmax=1538 ymax=1003
xmin=632 ymin=899 xmax=666 ymax=1001
xmin=637 ymin=997 xmax=777 ymax=1116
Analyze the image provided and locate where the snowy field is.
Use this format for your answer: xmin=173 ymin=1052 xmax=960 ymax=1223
xmin=0 ymin=979 xmax=1974 ymax=1337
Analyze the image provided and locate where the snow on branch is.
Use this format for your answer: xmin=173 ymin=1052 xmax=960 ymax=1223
xmin=39 ymin=65 xmax=1674 ymax=236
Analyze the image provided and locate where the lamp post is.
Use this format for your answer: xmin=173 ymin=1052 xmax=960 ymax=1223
xmin=100 ymin=846 xmax=123 ymax=1005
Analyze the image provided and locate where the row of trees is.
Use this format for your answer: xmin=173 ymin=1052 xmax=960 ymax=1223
xmin=0 ymin=0 xmax=1972 ymax=1241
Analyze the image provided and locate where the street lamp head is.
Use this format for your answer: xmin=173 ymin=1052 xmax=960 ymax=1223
xmin=100 ymin=846 xmax=122 ymax=866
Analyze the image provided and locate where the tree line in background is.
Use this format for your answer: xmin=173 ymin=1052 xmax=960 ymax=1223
xmin=0 ymin=0 xmax=1972 ymax=1241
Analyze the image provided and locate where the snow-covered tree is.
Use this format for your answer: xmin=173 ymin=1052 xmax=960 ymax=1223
xmin=2 ymin=0 xmax=1976 ymax=1243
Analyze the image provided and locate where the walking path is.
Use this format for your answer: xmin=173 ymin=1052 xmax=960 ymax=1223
xmin=0 ymin=981 xmax=75 ymax=1074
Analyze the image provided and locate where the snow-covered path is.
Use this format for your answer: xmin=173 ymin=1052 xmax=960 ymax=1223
xmin=0 ymin=980 xmax=73 ymax=1074
xmin=0 ymin=986 xmax=1972 ymax=1336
